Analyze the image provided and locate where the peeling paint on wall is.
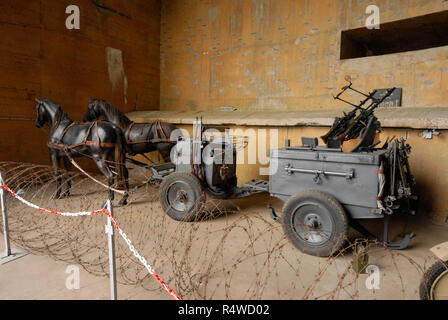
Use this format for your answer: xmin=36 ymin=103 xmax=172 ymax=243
xmin=106 ymin=47 xmax=128 ymax=104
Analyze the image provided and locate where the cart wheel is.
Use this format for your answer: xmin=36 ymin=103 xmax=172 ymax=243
xmin=159 ymin=172 xmax=206 ymax=222
xmin=282 ymin=190 xmax=348 ymax=257
xmin=420 ymin=260 xmax=448 ymax=300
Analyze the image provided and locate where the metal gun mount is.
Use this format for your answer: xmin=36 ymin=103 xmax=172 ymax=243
xmin=332 ymin=80 xmax=380 ymax=108
xmin=322 ymin=79 xmax=396 ymax=149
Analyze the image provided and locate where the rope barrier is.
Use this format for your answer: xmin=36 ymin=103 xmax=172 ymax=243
xmin=0 ymin=184 xmax=181 ymax=300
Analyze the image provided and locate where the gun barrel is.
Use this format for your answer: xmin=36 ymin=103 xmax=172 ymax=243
xmin=344 ymin=87 xmax=396 ymax=138
xmin=323 ymin=85 xmax=395 ymax=146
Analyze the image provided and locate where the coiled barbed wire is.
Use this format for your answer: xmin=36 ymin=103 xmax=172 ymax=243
xmin=0 ymin=161 xmax=434 ymax=299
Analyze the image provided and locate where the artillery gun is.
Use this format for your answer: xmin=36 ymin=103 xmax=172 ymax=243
xmin=321 ymin=78 xmax=396 ymax=151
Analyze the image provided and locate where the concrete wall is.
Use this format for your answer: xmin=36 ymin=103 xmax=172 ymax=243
xmin=156 ymin=0 xmax=448 ymax=224
xmin=160 ymin=0 xmax=448 ymax=111
xmin=0 ymin=0 xmax=160 ymax=163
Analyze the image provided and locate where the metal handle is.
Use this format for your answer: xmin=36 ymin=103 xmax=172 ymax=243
xmin=285 ymin=164 xmax=355 ymax=180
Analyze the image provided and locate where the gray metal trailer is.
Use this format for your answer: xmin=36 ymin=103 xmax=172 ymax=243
xmin=151 ymin=117 xmax=416 ymax=257
xmin=265 ymin=140 xmax=416 ymax=256
xmin=269 ymin=147 xmax=384 ymax=218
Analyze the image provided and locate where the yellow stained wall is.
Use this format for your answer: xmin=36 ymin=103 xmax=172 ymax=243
xmin=160 ymin=0 xmax=448 ymax=111
xmin=158 ymin=0 xmax=448 ymax=224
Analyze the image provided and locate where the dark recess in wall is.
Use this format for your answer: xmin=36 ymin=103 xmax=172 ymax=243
xmin=340 ymin=10 xmax=448 ymax=59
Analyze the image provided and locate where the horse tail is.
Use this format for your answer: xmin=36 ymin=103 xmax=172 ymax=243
xmin=114 ymin=128 xmax=128 ymax=190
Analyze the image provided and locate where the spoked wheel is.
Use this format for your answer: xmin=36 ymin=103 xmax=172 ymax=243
xmin=420 ymin=260 xmax=448 ymax=300
xmin=282 ymin=190 xmax=348 ymax=257
xmin=159 ymin=172 xmax=206 ymax=222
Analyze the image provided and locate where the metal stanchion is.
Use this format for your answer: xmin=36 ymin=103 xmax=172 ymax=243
xmin=0 ymin=173 xmax=27 ymax=265
xmin=105 ymin=199 xmax=117 ymax=300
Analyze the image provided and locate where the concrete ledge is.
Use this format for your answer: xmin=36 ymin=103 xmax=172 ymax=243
xmin=127 ymin=107 xmax=448 ymax=129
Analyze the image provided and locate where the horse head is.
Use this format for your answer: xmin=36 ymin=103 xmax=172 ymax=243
xmin=84 ymin=99 xmax=131 ymax=131
xmin=84 ymin=99 xmax=102 ymax=122
xmin=34 ymin=99 xmax=68 ymax=128
xmin=34 ymin=98 xmax=48 ymax=128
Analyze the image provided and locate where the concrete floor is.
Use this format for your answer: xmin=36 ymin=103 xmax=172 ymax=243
xmin=0 ymin=242 xmax=167 ymax=300
xmin=0 ymin=174 xmax=447 ymax=300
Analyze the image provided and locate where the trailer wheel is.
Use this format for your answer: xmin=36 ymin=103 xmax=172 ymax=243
xmin=282 ymin=190 xmax=348 ymax=257
xmin=419 ymin=260 xmax=448 ymax=300
xmin=159 ymin=172 xmax=206 ymax=222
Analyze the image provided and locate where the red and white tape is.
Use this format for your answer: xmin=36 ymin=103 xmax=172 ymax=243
xmin=0 ymin=184 xmax=181 ymax=300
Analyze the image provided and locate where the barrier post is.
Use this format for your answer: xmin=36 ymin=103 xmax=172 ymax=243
xmin=105 ymin=199 xmax=117 ymax=300
xmin=1 ymin=173 xmax=11 ymax=257
xmin=0 ymin=173 xmax=27 ymax=265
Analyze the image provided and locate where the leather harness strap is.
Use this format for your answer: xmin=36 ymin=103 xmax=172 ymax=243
xmin=47 ymin=121 xmax=116 ymax=151
xmin=126 ymin=138 xmax=176 ymax=145
xmin=155 ymin=121 xmax=167 ymax=140
xmin=82 ymin=121 xmax=95 ymax=144
xmin=61 ymin=122 xmax=77 ymax=140
xmin=48 ymin=141 xmax=116 ymax=150
xmin=48 ymin=119 xmax=176 ymax=152
xmin=125 ymin=120 xmax=176 ymax=145
xmin=125 ymin=122 xmax=135 ymax=143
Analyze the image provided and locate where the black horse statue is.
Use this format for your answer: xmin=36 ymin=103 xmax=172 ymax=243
xmin=34 ymin=98 xmax=129 ymax=205
xmin=83 ymin=99 xmax=177 ymax=162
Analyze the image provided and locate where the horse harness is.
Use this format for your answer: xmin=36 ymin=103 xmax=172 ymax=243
xmin=124 ymin=120 xmax=175 ymax=145
xmin=47 ymin=120 xmax=116 ymax=152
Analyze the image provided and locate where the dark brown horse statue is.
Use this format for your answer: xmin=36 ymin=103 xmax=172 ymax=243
xmin=83 ymin=99 xmax=177 ymax=162
xmin=34 ymin=98 xmax=129 ymax=205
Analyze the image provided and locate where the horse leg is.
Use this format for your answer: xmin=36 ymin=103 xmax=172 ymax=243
xmin=118 ymin=165 xmax=129 ymax=206
xmin=158 ymin=143 xmax=173 ymax=163
xmin=111 ymin=136 xmax=129 ymax=206
xmin=61 ymin=156 xmax=73 ymax=198
xmin=111 ymin=150 xmax=129 ymax=206
xmin=94 ymin=157 xmax=115 ymax=201
xmin=50 ymin=151 xmax=62 ymax=199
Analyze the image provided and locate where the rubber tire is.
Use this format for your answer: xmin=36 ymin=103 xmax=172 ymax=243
xmin=159 ymin=172 xmax=206 ymax=222
xmin=419 ymin=260 xmax=448 ymax=300
xmin=282 ymin=190 xmax=348 ymax=257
